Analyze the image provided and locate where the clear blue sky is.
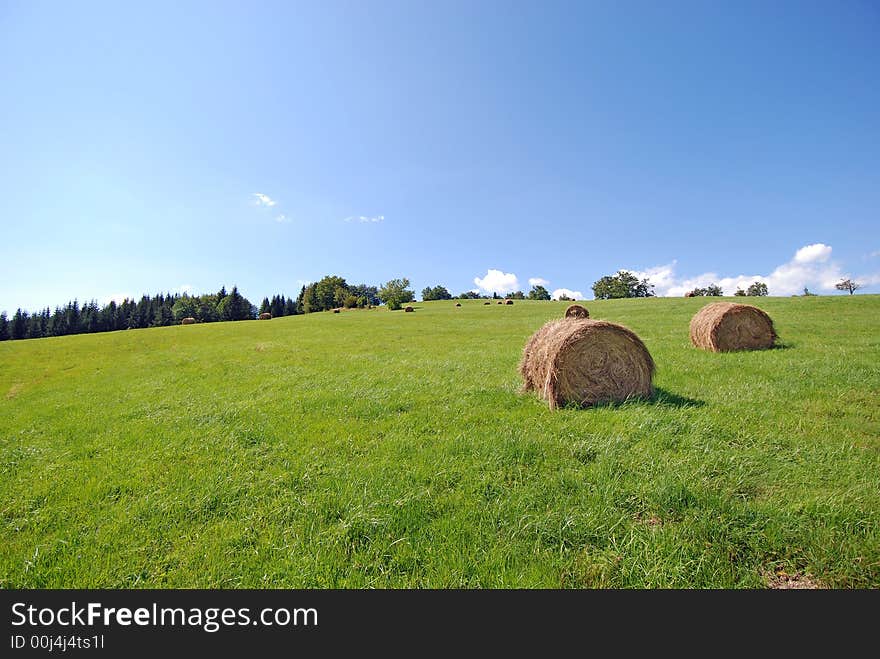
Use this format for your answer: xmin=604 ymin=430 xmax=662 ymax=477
xmin=2 ymin=0 xmax=878 ymax=310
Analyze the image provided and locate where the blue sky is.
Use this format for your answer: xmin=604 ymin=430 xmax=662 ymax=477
xmin=1 ymin=0 xmax=878 ymax=311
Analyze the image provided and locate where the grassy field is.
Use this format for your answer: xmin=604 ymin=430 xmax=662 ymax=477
xmin=1 ymin=296 xmax=878 ymax=588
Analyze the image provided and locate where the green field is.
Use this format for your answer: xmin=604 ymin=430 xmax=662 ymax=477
xmin=1 ymin=296 xmax=878 ymax=588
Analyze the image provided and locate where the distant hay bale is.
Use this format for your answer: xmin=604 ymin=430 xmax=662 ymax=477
xmin=333 ymin=308 xmax=341 ymax=314
xmin=564 ymin=304 xmax=589 ymax=319
xmin=689 ymin=302 xmax=776 ymax=352
xmin=259 ymin=312 xmax=272 ymax=320
xmin=497 ymin=301 xmax=503 ymax=305
xmin=519 ymin=319 xmax=654 ymax=410
xmin=483 ymin=301 xmax=491 ymax=305
xmin=404 ymin=306 xmax=414 ymax=312
xmin=684 ymin=292 xmax=695 ymax=298
xmin=455 ymin=303 xmax=462 ymax=307
xmin=181 ymin=317 xmax=196 ymax=325
xmin=505 ymin=299 xmax=513 ymax=305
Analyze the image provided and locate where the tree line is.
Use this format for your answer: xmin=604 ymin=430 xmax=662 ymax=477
xmin=1 ymin=271 xmax=865 ymax=342
xmin=0 ymin=275 xmax=418 ymax=342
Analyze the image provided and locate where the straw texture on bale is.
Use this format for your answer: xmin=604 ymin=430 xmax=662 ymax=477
xmin=689 ymin=302 xmax=776 ymax=352
xmin=564 ymin=304 xmax=589 ymax=319
xmin=404 ymin=306 xmax=414 ymax=312
xmin=181 ymin=317 xmax=196 ymax=325
xmin=519 ymin=319 xmax=654 ymax=410
xmin=259 ymin=312 xmax=272 ymax=320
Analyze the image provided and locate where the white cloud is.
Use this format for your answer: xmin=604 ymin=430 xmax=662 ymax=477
xmin=629 ymin=243 xmax=879 ymax=297
xmin=793 ymin=243 xmax=832 ymax=264
xmin=474 ymin=269 xmax=519 ymax=294
xmin=275 ymin=214 xmax=291 ymax=223
xmin=870 ymin=250 xmax=880 ymax=258
xmin=528 ymin=277 xmax=550 ymax=287
xmin=344 ymin=215 xmax=384 ymax=223
xmin=551 ymin=288 xmax=585 ymax=301
xmin=252 ymin=193 xmax=277 ymax=207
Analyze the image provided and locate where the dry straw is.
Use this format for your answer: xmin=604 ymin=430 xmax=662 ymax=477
xmin=519 ymin=318 xmax=654 ymax=409
xmin=259 ymin=312 xmax=272 ymax=320
xmin=404 ymin=306 xmax=414 ymax=312
xmin=564 ymin=304 xmax=589 ymax=319
xmin=689 ymin=302 xmax=776 ymax=352
xmin=181 ymin=317 xmax=196 ymax=325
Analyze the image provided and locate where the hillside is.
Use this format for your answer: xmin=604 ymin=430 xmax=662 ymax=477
xmin=1 ymin=296 xmax=878 ymax=587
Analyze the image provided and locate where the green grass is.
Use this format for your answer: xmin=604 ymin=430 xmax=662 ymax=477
xmin=1 ymin=296 xmax=879 ymax=588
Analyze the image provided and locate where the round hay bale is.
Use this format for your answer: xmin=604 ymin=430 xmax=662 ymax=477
xmin=404 ymin=306 xmax=414 ymax=312
xmin=455 ymin=303 xmax=462 ymax=307
xmin=684 ymin=292 xmax=695 ymax=298
xmin=505 ymin=299 xmax=513 ymax=305
xmin=689 ymin=302 xmax=776 ymax=352
xmin=483 ymin=301 xmax=491 ymax=305
xmin=564 ymin=304 xmax=589 ymax=319
xmin=497 ymin=301 xmax=503 ymax=305
xmin=259 ymin=312 xmax=272 ymax=320
xmin=519 ymin=319 xmax=654 ymax=410
xmin=181 ymin=317 xmax=196 ymax=325
xmin=332 ymin=308 xmax=341 ymax=314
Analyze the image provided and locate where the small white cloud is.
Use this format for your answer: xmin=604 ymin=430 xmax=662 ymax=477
xmin=252 ymin=193 xmax=277 ymax=207
xmin=344 ymin=215 xmax=384 ymax=223
xmin=275 ymin=214 xmax=291 ymax=223
xmin=551 ymin=288 xmax=584 ymax=301
xmin=793 ymin=243 xmax=832 ymax=264
xmin=528 ymin=277 xmax=550 ymax=287
xmin=474 ymin=269 xmax=519 ymax=294
xmin=101 ymin=292 xmax=132 ymax=305
xmin=870 ymin=250 xmax=880 ymax=258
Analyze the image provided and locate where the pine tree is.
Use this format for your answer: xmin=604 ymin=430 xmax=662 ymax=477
xmin=285 ymin=296 xmax=297 ymax=316
xmin=0 ymin=312 xmax=11 ymax=340
xmin=11 ymin=309 xmax=28 ymax=340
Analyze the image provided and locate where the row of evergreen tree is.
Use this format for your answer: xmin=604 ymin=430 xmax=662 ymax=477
xmin=2 ymin=274 xmax=431 ymax=342
xmin=0 ymin=286 xmax=264 ymax=342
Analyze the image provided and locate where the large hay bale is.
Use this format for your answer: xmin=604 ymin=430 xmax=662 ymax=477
xmin=519 ymin=319 xmax=654 ymax=410
xmin=181 ymin=317 xmax=196 ymax=325
xmin=483 ymin=301 xmax=491 ymax=305
xmin=689 ymin=302 xmax=776 ymax=352
xmin=332 ymin=308 xmax=341 ymax=314
xmin=564 ymin=304 xmax=589 ymax=319
xmin=259 ymin=312 xmax=272 ymax=320
xmin=505 ymin=299 xmax=514 ymax=305
xmin=455 ymin=303 xmax=462 ymax=307
xmin=404 ymin=306 xmax=414 ymax=312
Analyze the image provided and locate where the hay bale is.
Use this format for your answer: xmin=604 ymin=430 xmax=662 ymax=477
xmin=505 ymin=299 xmax=513 ymax=305
xmin=181 ymin=317 xmax=196 ymax=325
xmin=684 ymin=292 xmax=695 ymax=298
xmin=455 ymin=303 xmax=462 ymax=307
xmin=483 ymin=301 xmax=491 ymax=305
xmin=404 ymin=306 xmax=414 ymax=312
xmin=519 ymin=319 xmax=654 ymax=410
xmin=564 ymin=304 xmax=589 ymax=319
xmin=497 ymin=301 xmax=503 ymax=305
xmin=259 ymin=312 xmax=272 ymax=320
xmin=689 ymin=302 xmax=776 ymax=352
xmin=333 ymin=308 xmax=341 ymax=314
